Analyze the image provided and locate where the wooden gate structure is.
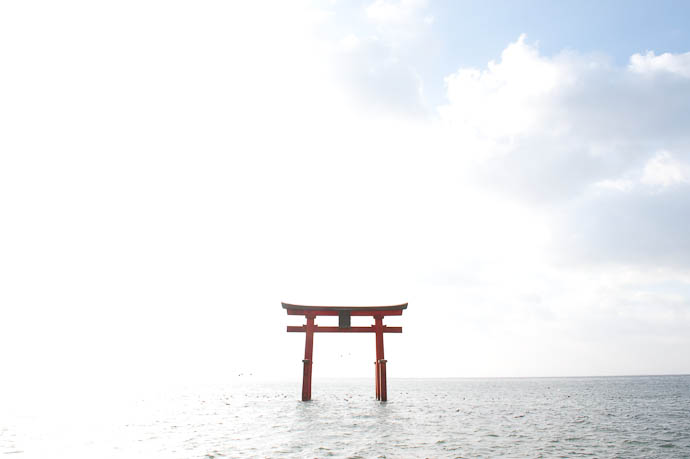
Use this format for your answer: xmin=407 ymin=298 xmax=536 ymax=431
xmin=282 ymin=302 xmax=407 ymax=402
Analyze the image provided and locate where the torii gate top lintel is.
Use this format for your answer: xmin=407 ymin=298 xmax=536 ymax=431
xmin=282 ymin=302 xmax=407 ymax=316
xmin=283 ymin=302 xmax=407 ymax=402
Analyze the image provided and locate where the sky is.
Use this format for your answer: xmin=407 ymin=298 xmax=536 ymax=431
xmin=2 ymin=1 xmax=690 ymax=391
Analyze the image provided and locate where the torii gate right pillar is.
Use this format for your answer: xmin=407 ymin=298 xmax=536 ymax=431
xmin=374 ymin=315 xmax=387 ymax=401
xmin=302 ymin=314 xmax=315 ymax=402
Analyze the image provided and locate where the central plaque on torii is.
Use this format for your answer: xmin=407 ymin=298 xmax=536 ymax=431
xmin=282 ymin=302 xmax=408 ymax=402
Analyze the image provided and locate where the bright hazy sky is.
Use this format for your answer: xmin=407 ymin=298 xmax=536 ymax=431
xmin=2 ymin=1 xmax=690 ymax=388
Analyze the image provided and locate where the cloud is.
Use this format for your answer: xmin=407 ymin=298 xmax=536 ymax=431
xmin=441 ymin=35 xmax=690 ymax=153
xmin=559 ymin=185 xmax=690 ymax=267
xmin=333 ymin=35 xmax=427 ymax=115
xmin=629 ymin=50 xmax=690 ymax=78
xmin=364 ymin=0 xmax=432 ymax=48
xmin=641 ymin=151 xmax=690 ymax=187
xmin=440 ymin=35 xmax=563 ymax=139
xmin=321 ymin=0 xmax=435 ymax=116
xmin=366 ymin=0 xmax=428 ymax=27
xmin=363 ymin=0 xmax=433 ymax=52
xmin=438 ymin=36 xmax=690 ymax=266
xmin=425 ymin=38 xmax=690 ymax=376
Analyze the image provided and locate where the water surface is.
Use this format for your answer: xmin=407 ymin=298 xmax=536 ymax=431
xmin=2 ymin=376 xmax=689 ymax=457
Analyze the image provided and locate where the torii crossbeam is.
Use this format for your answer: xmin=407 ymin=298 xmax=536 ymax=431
xmin=282 ymin=302 xmax=407 ymax=402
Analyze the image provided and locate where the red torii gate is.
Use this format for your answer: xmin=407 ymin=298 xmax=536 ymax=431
xmin=283 ymin=302 xmax=407 ymax=402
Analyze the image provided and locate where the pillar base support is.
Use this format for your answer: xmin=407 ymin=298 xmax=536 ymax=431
xmin=301 ymin=359 xmax=313 ymax=401
xmin=377 ymin=359 xmax=388 ymax=402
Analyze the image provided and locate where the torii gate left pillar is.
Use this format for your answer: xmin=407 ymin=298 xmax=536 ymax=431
xmin=283 ymin=302 xmax=407 ymax=402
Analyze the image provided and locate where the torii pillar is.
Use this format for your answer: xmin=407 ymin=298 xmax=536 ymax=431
xmin=283 ymin=302 xmax=407 ymax=402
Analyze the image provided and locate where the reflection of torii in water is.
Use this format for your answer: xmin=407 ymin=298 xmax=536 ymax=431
xmin=282 ymin=302 xmax=408 ymax=402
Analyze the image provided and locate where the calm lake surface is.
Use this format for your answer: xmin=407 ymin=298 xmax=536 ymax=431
xmin=2 ymin=376 xmax=690 ymax=458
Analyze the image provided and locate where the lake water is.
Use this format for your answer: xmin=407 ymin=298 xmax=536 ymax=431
xmin=2 ymin=376 xmax=689 ymax=458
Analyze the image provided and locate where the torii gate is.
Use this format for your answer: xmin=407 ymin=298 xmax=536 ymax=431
xmin=282 ymin=302 xmax=407 ymax=402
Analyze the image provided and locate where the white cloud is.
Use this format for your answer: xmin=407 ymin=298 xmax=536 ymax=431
xmin=593 ymin=178 xmax=635 ymax=192
xmin=441 ymin=35 xmax=563 ymax=139
xmin=434 ymin=36 xmax=690 ymax=373
xmin=641 ymin=151 xmax=690 ymax=187
xmin=440 ymin=35 xmax=690 ymax=203
xmin=323 ymin=0 xmax=436 ymax=116
xmin=629 ymin=50 xmax=690 ymax=77
xmin=366 ymin=0 xmax=428 ymax=26
xmin=331 ymin=34 xmax=428 ymax=114
xmin=339 ymin=33 xmax=361 ymax=51
xmin=364 ymin=0 xmax=432 ymax=48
